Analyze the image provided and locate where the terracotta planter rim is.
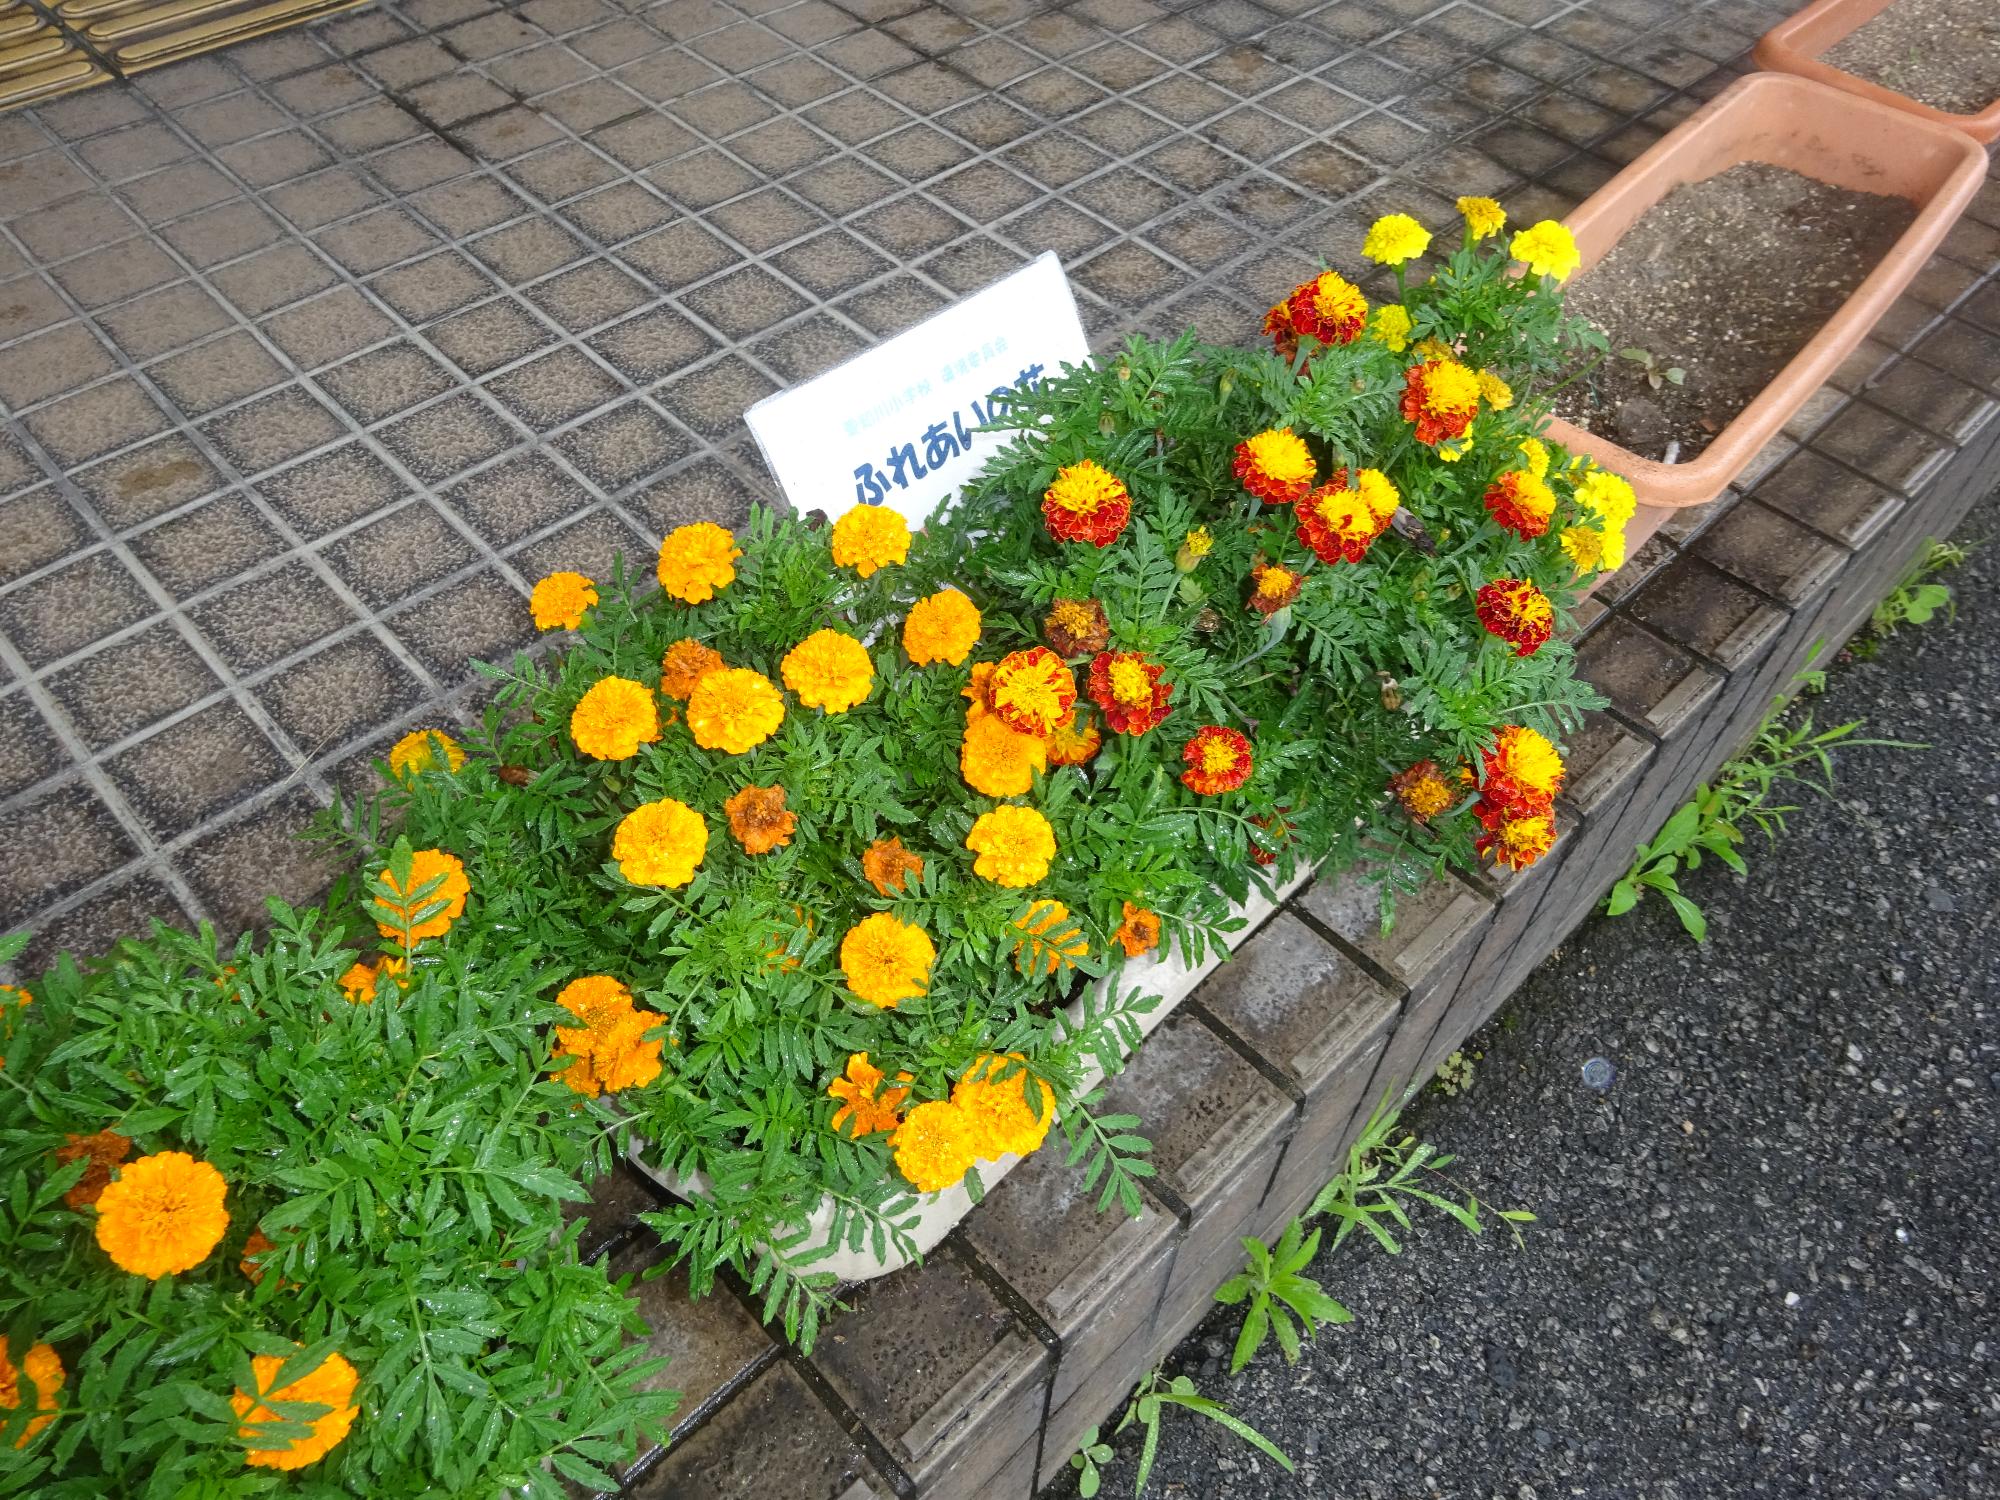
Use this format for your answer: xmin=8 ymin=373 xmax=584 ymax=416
xmin=1752 ymin=0 xmax=2000 ymax=143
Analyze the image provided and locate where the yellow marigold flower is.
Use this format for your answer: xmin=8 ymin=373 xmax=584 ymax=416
xmin=530 ymin=570 xmax=597 ymax=630
xmin=549 ymin=974 xmax=663 ymax=1097
xmin=657 ymin=521 xmax=741 ymax=603
xmin=1177 ymin=525 xmax=1214 ymax=571
xmin=1355 ymin=468 xmax=1401 ymax=525
xmin=1457 ymin=195 xmax=1506 ymax=240
xmin=1476 ymin=369 xmax=1514 ymax=411
xmin=1413 ymin=336 xmax=1455 ymax=362
xmin=828 ymin=1053 xmax=910 ymax=1137
xmin=862 ymin=834 xmax=925 ymax=896
xmin=1363 ymin=212 xmax=1431 ymax=266
xmin=840 ymin=912 xmax=936 ymax=1009
xmin=1369 ymin=303 xmax=1413 ymax=353
xmin=953 ymin=1054 xmax=1056 ymax=1161
xmin=961 ymin=711 xmax=1047 ymax=797
xmin=724 ymin=784 xmax=795 ymax=855
xmin=1012 ymin=900 xmax=1088 ymax=977
xmin=966 ymin=804 xmax=1056 ymax=887
xmin=782 ymin=628 xmax=874 ymax=714
xmin=891 ymin=1099 xmax=978 ymax=1193
xmin=336 ymin=955 xmax=407 ymax=1006
xmin=374 ymin=849 xmax=469 ymax=944
xmin=1560 ymin=522 xmax=1623 ymax=575
xmin=989 ymin=647 xmax=1076 ymax=738
xmin=904 ymin=588 xmax=982 ymax=666
xmin=612 ymin=798 xmax=708 ymax=887
xmin=831 ymin=503 xmax=911 ymax=577
xmin=687 ymin=667 xmax=785 ymax=754
xmin=661 ymin=638 xmax=725 ymax=701
xmin=1115 ymin=900 xmax=1160 ymax=958
xmin=1 ymin=1337 xmax=63 ymax=1449
xmin=55 ymin=1128 xmax=130 ymax=1210
xmin=93 ymin=1150 xmax=228 ymax=1279
xmin=232 ymin=1349 xmax=360 ymax=1471
xmin=1510 ymin=219 xmax=1581 ymax=282
xmin=1518 ymin=436 xmax=1550 ymax=479
xmin=571 ymin=676 xmax=661 ymax=761
xmin=387 ymin=728 xmax=464 ymax=781
xmin=1575 ymin=468 xmax=1637 ymax=529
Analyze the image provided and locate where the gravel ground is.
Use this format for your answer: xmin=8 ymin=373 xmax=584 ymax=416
xmin=1051 ymin=491 xmax=2000 ymax=1500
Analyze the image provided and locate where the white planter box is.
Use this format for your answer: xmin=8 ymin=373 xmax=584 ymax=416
xmin=630 ymin=863 xmax=1315 ymax=1282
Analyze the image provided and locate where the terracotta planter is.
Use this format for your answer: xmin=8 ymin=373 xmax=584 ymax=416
xmin=1543 ymin=72 xmax=1987 ymax=545
xmin=1753 ymin=0 xmax=2000 ymax=144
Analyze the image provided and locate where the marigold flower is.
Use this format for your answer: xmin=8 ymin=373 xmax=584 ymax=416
xmin=841 ymin=912 xmax=936 ymax=1008
xmin=1044 ymin=597 xmax=1110 ymax=658
xmin=93 ymin=1150 xmax=228 ymax=1279
xmin=1483 ymin=469 xmax=1557 ymax=540
xmin=953 ymin=1054 xmax=1055 ymax=1159
xmin=828 ymin=1053 xmax=910 ymax=1136
xmin=1115 ymin=900 xmax=1160 ymax=958
xmin=1476 ymin=370 xmax=1514 ymax=411
xmin=1456 ymin=195 xmax=1506 ymax=240
xmin=1086 ymin=651 xmax=1173 ymax=736
xmin=1511 ymin=219 xmax=1580 ymax=281
xmin=232 ymin=1349 xmax=360 ymax=1471
xmin=549 ymin=974 xmax=663 ymax=1097
xmin=1400 ymin=359 xmax=1481 ymax=447
xmin=530 ymin=570 xmax=597 ymax=630
xmin=0 ymin=1337 xmax=62 ymax=1449
xmin=1249 ymin=808 xmax=1293 ymax=868
xmin=1234 ymin=428 xmax=1316 ymax=506
xmin=1265 ymin=269 xmax=1369 ymax=351
xmin=374 ymin=849 xmax=469 ymax=944
xmin=613 ymin=798 xmax=709 ymax=887
xmin=1369 ymin=303 xmax=1413 ymax=353
xmin=1484 ymin=725 xmax=1565 ymax=809
xmin=657 ymin=521 xmax=741 ymax=603
xmin=891 ymin=1099 xmax=978 ymax=1193
xmin=571 ymin=676 xmax=662 ymax=761
xmin=240 ymin=1227 xmax=278 ymax=1284
xmin=989 ymin=647 xmax=1076 ymax=739
xmin=862 ymin=834 xmax=925 ymax=896
xmin=1474 ymin=793 xmax=1557 ymax=870
xmin=1414 ymin=336 xmax=1456 ymax=363
xmin=1177 ymin=526 xmax=1214 ymax=570
xmin=782 ymin=628 xmax=875 ymax=714
xmin=1042 ymin=458 xmax=1132 ymax=547
xmin=388 ymin=728 xmax=464 ymax=780
xmin=687 ymin=667 xmax=785 ymax=754
xmin=55 ymin=1129 xmax=130 ymax=1211
xmin=723 ymin=784 xmax=795 ymax=856
xmin=1363 ymin=212 xmax=1431 ymax=266
xmin=661 ymin=638 xmax=725 ymax=700
xmin=831 ymin=503 xmax=911 ymax=576
xmin=336 ymin=955 xmax=406 ymax=1005
xmin=966 ymin=804 xmax=1056 ymax=887
xmin=961 ymin=711 xmax=1047 ymax=797
xmin=1180 ymin=725 xmax=1253 ymax=795
xmin=1298 ymin=468 xmax=1397 ymax=566
xmin=1046 ymin=708 xmax=1104 ymax=766
xmin=904 ymin=588 xmax=982 ymax=666
xmin=1013 ymin=900 xmax=1089 ymax=977
xmin=1475 ymin=578 xmax=1555 ymax=657
xmin=1519 ymin=436 xmax=1550 ymax=479
xmin=1575 ymin=468 xmax=1637 ymax=529
xmin=1559 ymin=522 xmax=1622 ymax=575
xmin=1247 ymin=561 xmax=1303 ymax=616
xmin=1390 ymin=760 xmax=1454 ymax=823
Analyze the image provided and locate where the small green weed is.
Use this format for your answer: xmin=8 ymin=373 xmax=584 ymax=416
xmin=1618 ymin=345 xmax=1685 ymax=390
xmin=1213 ymin=1218 xmax=1352 ymax=1374
xmin=1069 ymin=1370 xmax=1294 ymax=1497
xmin=1871 ymin=538 xmax=1968 ymax=637
xmin=1432 ymin=1049 xmax=1476 ymax=1097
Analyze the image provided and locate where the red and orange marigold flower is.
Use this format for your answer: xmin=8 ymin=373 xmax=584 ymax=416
xmin=1247 ymin=561 xmax=1303 ymax=616
xmin=1474 ymin=792 xmax=1557 ymax=871
xmin=1042 ymin=459 xmax=1131 ymax=547
xmin=549 ymin=975 xmax=665 ymax=1097
xmin=724 ymin=784 xmax=796 ymax=855
xmin=1482 ymin=469 xmax=1557 ymax=540
xmin=1263 ymin=269 xmax=1368 ymax=354
xmin=1234 ymin=428 xmax=1316 ymax=506
xmin=1389 ymin=760 xmax=1455 ymax=824
xmin=1399 ymin=358 xmax=1481 ymax=447
xmin=1043 ymin=596 xmax=1110 ymax=658
xmin=1046 ymin=707 xmax=1104 ymax=766
xmin=988 ymin=647 xmax=1076 ymax=738
xmin=1086 ymin=651 xmax=1173 ymax=736
xmin=1482 ymin=725 xmax=1565 ymax=810
xmin=1475 ymin=577 xmax=1555 ymax=657
xmin=1180 ymin=726 xmax=1253 ymax=795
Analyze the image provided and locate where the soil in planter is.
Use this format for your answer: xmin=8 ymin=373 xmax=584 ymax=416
xmin=1822 ymin=0 xmax=2000 ymax=117
xmin=1551 ymin=163 xmax=1916 ymax=464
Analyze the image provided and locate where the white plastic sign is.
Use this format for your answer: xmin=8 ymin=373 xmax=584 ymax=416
xmin=743 ymin=251 xmax=1090 ymax=527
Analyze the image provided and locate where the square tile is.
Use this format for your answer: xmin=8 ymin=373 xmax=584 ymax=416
xmin=107 ymin=700 xmax=290 ymax=840
xmin=0 ymin=276 xmax=71 ymax=345
xmin=839 ymin=275 xmax=947 ymax=337
xmin=705 ymin=188 xmax=827 ymax=256
xmin=189 ymin=561 xmax=359 ymax=674
xmin=587 ymin=306 xmax=720 ymax=384
xmin=0 ymin=324 xmax=120 ymax=413
xmin=161 ymin=198 xmax=287 ymax=270
xmin=45 ymin=620 xmax=221 ymax=752
xmin=618 ymin=220 xmax=741 ymax=290
xmin=127 ymin=492 xmax=286 ymax=599
xmin=51 ymin=239 xmax=181 ymax=311
xmin=750 ymin=311 xmax=870 ymax=383
xmin=468 ymin=217 xmax=591 ymax=282
xmin=14 ymin=194 xmax=140 ymax=266
xmin=430 ymin=298 xmax=560 ymax=378
xmin=120 ymin=162 xmax=240 ymax=225
xmin=210 ymin=242 xmax=341 ymax=319
xmin=386 ymin=568 xmax=536 ymax=684
xmin=253 ymin=442 xmax=407 ymax=538
xmin=216 ymin=130 xmax=336 ymax=189
xmin=316 ymin=208 xmax=441 ymax=277
xmin=484 ymin=346 xmax=625 ymax=430
xmin=626 ymin=452 xmax=760 ymax=533
xmin=179 ymin=788 xmax=337 ymax=936
xmin=201 ymin=386 xmax=347 ymax=476
xmin=524 ymin=259 xmax=654 ymax=334
xmin=679 ymin=265 xmax=809 ymax=341
xmin=23 ymin=379 xmax=174 ymax=470
xmin=254 ymin=632 xmax=429 ymax=754
xmin=79 ymin=123 xmax=195 ymax=184
xmin=504 ymin=141 xmax=623 ymax=204
xmin=553 ymin=400 xmax=693 ymax=489
xmin=654 ymin=356 xmax=773 ymax=440
xmin=508 ymin=504 xmax=650 ymax=580
xmin=74 ymin=435 xmax=223 ymax=532
xmin=562 ymin=182 xmax=679 ymax=246
xmin=368 ymin=251 xmax=496 ymax=324
xmin=0 ymin=691 xmax=67 ymax=800
xmin=260 ymin=287 xmax=398 ymax=372
xmin=442 ymin=451 xmax=598 ymax=547
xmin=0 ymin=783 xmax=140 ymax=930
xmin=375 ymin=392 xmax=520 ymax=484
xmin=647 ymin=148 xmax=761 ymax=211
xmin=150 ymin=332 xmax=289 ymax=419
xmin=588 ymin=112 xmax=700 ymax=171
xmin=322 ymin=496 xmax=480 ymax=608
xmin=262 ymin=166 xmax=383 ymax=232
xmin=412 ymin=176 xmax=529 ymax=237
xmin=315 ymin=342 xmax=459 ymax=426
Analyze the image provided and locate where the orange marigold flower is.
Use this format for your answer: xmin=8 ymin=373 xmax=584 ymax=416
xmin=570 ymin=676 xmax=662 ymax=761
xmin=1114 ymin=900 xmax=1160 ymax=958
xmin=530 ymin=570 xmax=597 ymax=630
xmin=1482 ymin=469 xmax=1556 ymax=540
xmin=1247 ymin=561 xmax=1303 ymax=616
xmin=827 ymin=1053 xmax=911 ymax=1137
xmin=1046 ymin=707 xmax=1104 ymax=766
xmin=657 ymin=521 xmax=741 ymax=603
xmin=374 ymin=849 xmax=469 ymax=944
xmin=989 ymin=647 xmax=1076 ymax=738
xmin=240 ymin=1226 xmax=278 ymax=1284
xmin=724 ymin=784 xmax=796 ymax=855
xmin=232 ymin=1349 xmax=360 ymax=1471
xmin=1475 ymin=577 xmax=1554 ymax=657
xmin=952 ymin=1053 xmax=1055 ymax=1160
xmin=961 ymin=710 xmax=1048 ymax=797
xmin=1012 ymin=900 xmax=1088 ymax=978
xmin=0 ymin=1337 xmax=63 ymax=1449
xmin=387 ymin=728 xmax=464 ymax=781
xmin=1296 ymin=472 xmax=1389 ymax=565
xmin=1266 ymin=269 xmax=1369 ymax=352
xmin=1399 ymin=358 xmax=1481 ymax=447
xmin=549 ymin=974 xmax=664 ymax=1098
xmin=93 ymin=1150 xmax=228 ymax=1279
xmin=862 ymin=834 xmax=925 ymax=896
xmin=841 ymin=912 xmax=935 ymax=1008
xmin=966 ymin=804 xmax=1057 ymax=887
xmin=1474 ymin=793 xmax=1557 ymax=870
xmin=904 ymin=588 xmax=982 ymax=667
xmin=336 ymin=955 xmax=407 ymax=1006
xmin=55 ymin=1128 xmax=130 ymax=1211
xmin=1181 ymin=725 xmax=1253 ymax=796
xmin=890 ymin=1099 xmax=978 ymax=1193
xmin=763 ymin=907 xmax=814 ymax=974
xmin=1389 ymin=760 xmax=1455 ymax=823
xmin=1234 ymin=428 xmax=1316 ymax=506
xmin=1042 ymin=459 xmax=1132 ymax=547
xmin=687 ymin=667 xmax=785 ymax=754
xmin=782 ymin=628 xmax=875 ymax=714
xmin=831 ymin=503 xmax=911 ymax=576
xmin=1086 ymin=651 xmax=1173 ymax=736
xmin=613 ymin=798 xmax=709 ymax=887
xmin=1044 ymin=596 xmax=1110 ymax=658
xmin=1483 ymin=725 xmax=1564 ymax=810
xmin=660 ymin=638 xmax=725 ymax=700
